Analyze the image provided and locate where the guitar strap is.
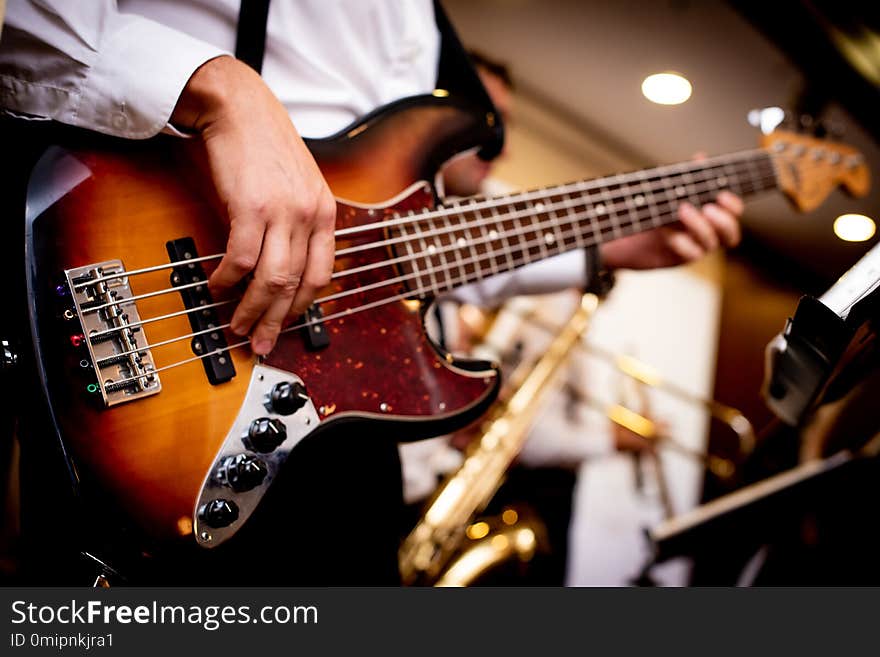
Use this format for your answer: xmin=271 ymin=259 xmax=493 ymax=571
xmin=431 ymin=1 xmax=504 ymax=160
xmin=235 ymin=0 xmax=271 ymax=74
xmin=233 ymin=1 xmax=503 ymax=159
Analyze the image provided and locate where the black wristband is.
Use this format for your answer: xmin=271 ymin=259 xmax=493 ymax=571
xmin=584 ymin=246 xmax=615 ymax=297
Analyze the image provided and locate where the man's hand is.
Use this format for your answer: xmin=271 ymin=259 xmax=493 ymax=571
xmin=172 ymin=56 xmax=336 ymax=355
xmin=600 ymin=191 xmax=743 ymax=271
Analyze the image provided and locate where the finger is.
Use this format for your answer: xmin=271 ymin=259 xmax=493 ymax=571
xmin=250 ymin=228 xmax=310 ymax=354
xmin=289 ymin=222 xmax=335 ymax=318
xmin=677 ymin=202 xmax=719 ymax=252
xmin=666 ymin=230 xmax=706 ymax=262
xmin=716 ymin=190 xmax=745 ymax=216
xmin=702 ymin=202 xmax=741 ymax=247
xmin=210 ymin=218 xmax=264 ymax=290
xmin=230 ymin=222 xmax=294 ymax=336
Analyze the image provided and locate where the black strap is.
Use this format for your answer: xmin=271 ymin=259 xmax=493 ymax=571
xmin=433 ymin=0 xmax=504 ymax=160
xmin=235 ymin=0 xmax=271 ymax=74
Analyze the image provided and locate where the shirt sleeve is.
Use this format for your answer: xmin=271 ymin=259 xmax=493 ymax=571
xmin=444 ymin=249 xmax=591 ymax=307
xmin=0 ymin=0 xmax=228 ymax=139
xmin=518 ymin=397 xmax=615 ymax=467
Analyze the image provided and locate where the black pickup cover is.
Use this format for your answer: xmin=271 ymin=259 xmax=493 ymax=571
xmin=166 ymin=237 xmax=236 ymax=385
xmin=303 ymin=303 xmax=330 ymax=350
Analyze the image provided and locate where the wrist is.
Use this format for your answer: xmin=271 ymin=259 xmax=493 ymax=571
xmin=170 ymin=55 xmax=241 ymax=132
xmin=598 ymin=242 xmax=621 ymax=271
xmin=585 ymin=245 xmax=616 ymax=297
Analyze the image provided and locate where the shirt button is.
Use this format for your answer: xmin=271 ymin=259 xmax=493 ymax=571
xmin=111 ymin=113 xmax=126 ymax=130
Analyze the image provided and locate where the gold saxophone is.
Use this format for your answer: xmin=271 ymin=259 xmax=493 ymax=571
xmin=399 ymin=294 xmax=600 ymax=586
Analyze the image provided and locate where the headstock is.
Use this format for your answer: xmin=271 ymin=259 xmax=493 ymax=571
xmin=762 ymin=130 xmax=870 ymax=213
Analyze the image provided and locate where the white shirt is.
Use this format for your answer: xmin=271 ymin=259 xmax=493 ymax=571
xmin=0 ymin=0 xmax=589 ymax=303
xmin=0 ymin=0 xmax=440 ymax=138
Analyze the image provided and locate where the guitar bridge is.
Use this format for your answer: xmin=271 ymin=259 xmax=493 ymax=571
xmin=66 ymin=260 xmax=161 ymax=406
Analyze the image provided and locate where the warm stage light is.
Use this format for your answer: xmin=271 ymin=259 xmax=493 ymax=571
xmin=641 ymin=72 xmax=692 ymax=105
xmin=833 ymin=214 xmax=876 ymax=242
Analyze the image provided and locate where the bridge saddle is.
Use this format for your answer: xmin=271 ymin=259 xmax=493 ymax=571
xmin=65 ymin=260 xmax=161 ymax=407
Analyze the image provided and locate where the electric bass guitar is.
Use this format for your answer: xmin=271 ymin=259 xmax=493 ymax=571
xmin=19 ymin=93 xmax=869 ymax=550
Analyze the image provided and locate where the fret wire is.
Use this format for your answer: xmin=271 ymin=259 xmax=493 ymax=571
xmin=429 ymin=207 xmax=456 ymax=294
xmin=620 ymin=176 xmax=644 ymax=235
xmin=421 ymin=210 xmax=445 ymax=295
xmin=471 ymin=211 xmax=493 ymax=277
xmin=732 ymin=159 xmax=750 ymax=194
xmin=636 ymin=169 xmax=662 ymax=228
xmin=744 ymin=154 xmax=763 ymax=193
xmin=546 ymin=190 xmax=570 ymax=254
xmin=574 ymin=179 xmax=601 ymax=248
xmin=439 ymin=207 xmax=466 ymax=294
xmin=721 ymin=160 xmax=743 ymax=196
xmin=510 ymin=199 xmax=534 ymax=268
xmin=523 ymin=198 xmax=549 ymax=261
xmin=460 ymin=199 xmax=483 ymax=282
xmin=662 ymin=170 xmax=680 ymax=225
xmin=682 ymin=167 xmax=697 ymax=200
xmin=562 ymin=187 xmax=586 ymax=250
xmin=488 ymin=196 xmax=518 ymax=274
xmin=472 ymin=202 xmax=500 ymax=277
xmin=597 ymin=178 xmax=623 ymax=239
xmin=396 ymin=217 xmax=429 ymax=298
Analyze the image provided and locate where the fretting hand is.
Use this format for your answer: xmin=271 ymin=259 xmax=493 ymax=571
xmin=601 ymin=190 xmax=744 ymax=270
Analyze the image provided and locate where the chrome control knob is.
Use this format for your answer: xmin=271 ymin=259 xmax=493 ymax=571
xmin=268 ymin=381 xmax=308 ymax=415
xmin=243 ymin=417 xmax=286 ymax=453
xmin=218 ymin=454 xmax=268 ymax=492
xmin=198 ymin=499 xmax=239 ymax=528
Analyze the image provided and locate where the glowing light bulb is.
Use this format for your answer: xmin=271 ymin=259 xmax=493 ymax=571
xmin=833 ymin=214 xmax=876 ymax=242
xmin=641 ymin=72 xmax=692 ymax=105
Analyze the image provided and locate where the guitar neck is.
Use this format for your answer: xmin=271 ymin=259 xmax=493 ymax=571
xmin=393 ymin=149 xmax=777 ymax=296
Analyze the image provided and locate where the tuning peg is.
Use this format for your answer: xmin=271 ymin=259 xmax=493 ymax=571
xmin=747 ymin=107 xmax=787 ymax=134
xmin=798 ymin=113 xmax=817 ymax=133
xmin=826 ymin=120 xmax=845 ymax=140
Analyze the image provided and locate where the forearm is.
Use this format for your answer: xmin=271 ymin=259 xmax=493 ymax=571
xmin=0 ymin=0 xmax=226 ymax=138
xmin=446 ymin=250 xmax=590 ymax=307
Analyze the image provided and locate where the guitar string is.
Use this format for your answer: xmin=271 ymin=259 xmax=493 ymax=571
xmin=86 ymin=298 xmax=238 ymax=340
xmin=80 ymin=155 xmax=776 ymax=318
xmin=72 ymin=148 xmax=773 ymax=289
xmin=84 ymin=162 xmax=776 ymax=346
xmin=85 ymin=164 xmax=779 ymax=350
xmin=76 ymin=145 xmax=843 ymax=327
xmin=94 ymin=170 xmax=781 ymax=387
xmin=333 ymin=155 xmax=774 ymax=258
xmin=100 ymin=175 xmax=782 ymax=393
xmin=71 ymin=145 xmax=850 ymax=295
xmin=334 ymin=148 xmax=769 ymax=237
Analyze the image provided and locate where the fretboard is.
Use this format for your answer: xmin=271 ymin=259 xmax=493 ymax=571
xmin=391 ymin=149 xmax=777 ymax=296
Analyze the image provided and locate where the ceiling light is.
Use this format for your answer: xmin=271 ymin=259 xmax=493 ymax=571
xmin=833 ymin=214 xmax=876 ymax=242
xmin=641 ymin=72 xmax=692 ymax=105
